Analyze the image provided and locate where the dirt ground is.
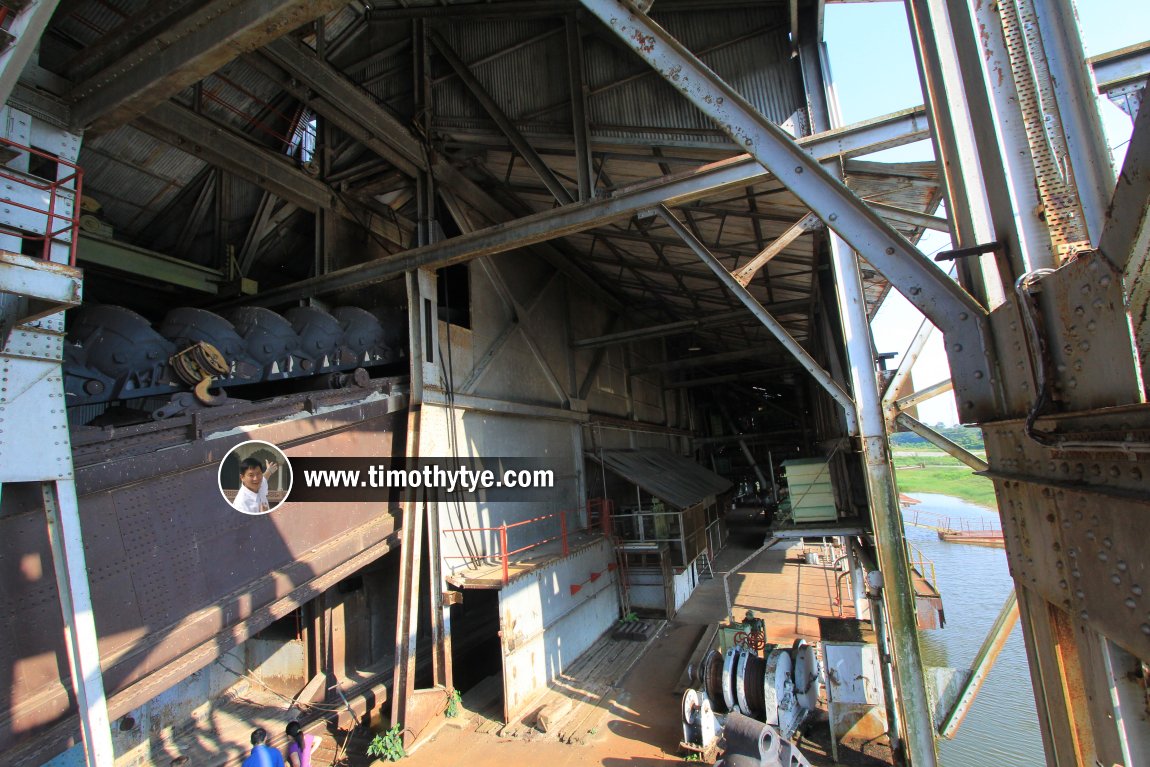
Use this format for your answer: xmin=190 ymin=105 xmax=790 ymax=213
xmin=398 ymin=619 xmax=703 ymax=767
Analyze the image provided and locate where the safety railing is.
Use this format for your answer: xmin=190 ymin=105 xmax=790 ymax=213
xmin=443 ymin=498 xmax=615 ymax=585
xmin=908 ymin=542 xmax=938 ymax=593
xmin=0 ymin=138 xmax=83 ymax=266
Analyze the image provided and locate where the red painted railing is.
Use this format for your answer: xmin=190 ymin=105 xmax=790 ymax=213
xmin=443 ymin=498 xmax=615 ymax=585
xmin=0 ymin=138 xmax=83 ymax=266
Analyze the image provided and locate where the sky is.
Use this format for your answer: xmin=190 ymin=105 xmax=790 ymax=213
xmin=822 ymin=0 xmax=1147 ymax=425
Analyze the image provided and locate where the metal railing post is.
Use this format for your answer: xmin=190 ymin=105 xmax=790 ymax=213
xmin=560 ymin=510 xmax=569 ymax=556
xmin=499 ymin=522 xmax=509 ymax=585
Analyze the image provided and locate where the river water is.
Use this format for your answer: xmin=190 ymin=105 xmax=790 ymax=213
xmin=902 ymin=493 xmax=1045 ymax=767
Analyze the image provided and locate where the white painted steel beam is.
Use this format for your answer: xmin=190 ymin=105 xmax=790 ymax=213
xmin=1090 ymin=42 xmax=1150 ymax=94
xmin=1103 ymin=92 xmax=1150 ymax=272
xmin=577 ymin=0 xmax=997 ymax=425
xmin=894 ymin=378 xmax=953 ymax=411
xmin=69 ymin=0 xmax=347 ymax=132
xmin=937 ymin=591 xmax=1020 ymax=738
xmin=1107 ymin=97 xmax=1150 ymax=392
xmin=944 ymin=0 xmax=1054 ymax=273
xmin=655 ymin=204 xmax=859 ymax=435
xmin=0 ymin=1 xmax=62 ymax=109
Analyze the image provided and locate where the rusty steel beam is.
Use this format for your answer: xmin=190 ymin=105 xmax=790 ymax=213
xmin=240 ymin=107 xmax=930 ymax=306
xmin=260 ymin=36 xmax=427 ymax=177
xmin=939 ymin=591 xmax=1021 ymax=737
xmin=69 ymin=0 xmax=347 ymax=132
xmin=896 ymin=412 xmax=988 ymax=472
xmin=655 ymin=204 xmax=858 ymax=434
xmin=732 ymin=212 xmax=821 ymax=286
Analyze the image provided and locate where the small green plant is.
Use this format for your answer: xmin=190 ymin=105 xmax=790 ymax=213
xmin=445 ymin=688 xmax=462 ymax=718
xmin=621 ymin=611 xmax=638 ymax=623
xmin=366 ymin=724 xmax=406 ymax=762
xmin=684 ymin=754 xmax=703 ymax=762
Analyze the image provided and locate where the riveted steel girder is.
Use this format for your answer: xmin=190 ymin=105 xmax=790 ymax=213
xmin=577 ymin=0 xmax=999 ymax=422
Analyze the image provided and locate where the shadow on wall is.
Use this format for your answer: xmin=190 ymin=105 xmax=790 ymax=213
xmin=0 ymin=405 xmax=407 ymax=764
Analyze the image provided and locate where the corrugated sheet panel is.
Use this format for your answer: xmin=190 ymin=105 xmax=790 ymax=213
xmin=81 ymin=124 xmax=205 ymax=235
xmin=51 ymin=0 xmax=145 ymax=48
xmin=197 ymin=60 xmax=300 ymax=148
xmin=592 ymin=448 xmax=732 ymax=510
xmin=585 ymin=10 xmax=802 ymax=144
xmin=431 ymin=20 xmax=571 ymax=133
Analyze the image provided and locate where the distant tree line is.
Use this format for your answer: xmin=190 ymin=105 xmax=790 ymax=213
xmin=890 ymin=425 xmax=985 ymax=450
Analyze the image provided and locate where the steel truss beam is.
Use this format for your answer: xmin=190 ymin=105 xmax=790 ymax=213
xmin=261 ymin=36 xmax=426 ymax=177
xmin=655 ymin=204 xmax=858 ymax=434
xmin=136 ymin=102 xmax=407 ymax=248
xmin=242 ymin=106 xmax=929 ymax=306
xmin=428 ymin=29 xmax=573 ymax=204
xmin=577 ymin=0 xmax=997 ymax=422
xmin=733 ymin=212 xmax=821 ymax=286
xmin=68 ymin=0 xmax=347 ymax=132
xmin=895 ymin=412 xmax=988 ymax=472
xmin=1089 ymin=41 xmax=1150 ymax=115
xmin=572 ymin=300 xmax=808 ymax=348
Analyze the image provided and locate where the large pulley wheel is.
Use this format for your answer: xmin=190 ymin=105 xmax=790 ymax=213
xmin=701 ymin=648 xmax=726 ymax=712
xmin=762 ymin=647 xmax=792 ymax=728
xmin=682 ymin=687 xmax=701 ymax=727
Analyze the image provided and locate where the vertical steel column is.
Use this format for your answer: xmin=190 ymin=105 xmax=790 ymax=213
xmin=2 ymin=248 xmax=112 ymax=767
xmin=42 ymin=481 xmax=116 ymax=767
xmin=847 ymin=538 xmax=869 ymax=621
xmin=943 ymin=0 xmax=1054 ymax=273
xmin=810 ymin=26 xmax=938 ymax=763
xmin=1030 ymin=0 xmax=1115 ymax=247
xmin=829 ymin=234 xmax=938 ymax=766
xmin=903 ymin=0 xmax=978 ymax=289
xmin=904 ymin=0 xmax=1003 ymax=307
xmin=566 ymin=14 xmax=595 ymax=201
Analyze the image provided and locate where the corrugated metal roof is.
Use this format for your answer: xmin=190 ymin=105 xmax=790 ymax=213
xmin=591 ymin=448 xmax=732 ymax=509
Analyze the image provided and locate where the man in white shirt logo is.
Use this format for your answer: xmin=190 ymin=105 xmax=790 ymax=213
xmin=232 ymin=456 xmax=280 ymax=514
